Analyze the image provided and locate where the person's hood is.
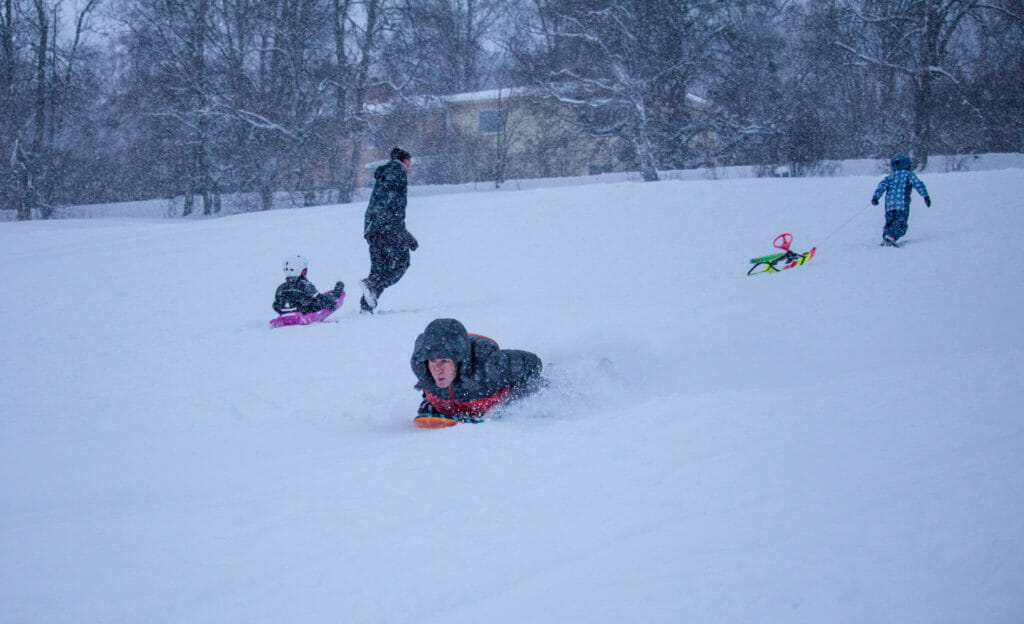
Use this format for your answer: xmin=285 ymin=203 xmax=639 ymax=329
xmin=416 ymin=318 xmax=471 ymax=365
xmin=374 ymin=158 xmax=404 ymax=181
xmin=890 ymin=153 xmax=912 ymax=171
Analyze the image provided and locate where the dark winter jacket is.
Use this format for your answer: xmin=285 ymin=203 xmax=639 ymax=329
xmin=364 ymin=159 xmax=415 ymax=249
xmin=273 ymin=276 xmax=320 ymax=314
xmin=872 ymin=169 xmax=930 ymax=213
xmin=411 ymin=318 xmax=543 ymax=417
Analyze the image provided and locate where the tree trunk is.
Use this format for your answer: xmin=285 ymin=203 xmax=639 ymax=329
xmin=13 ymin=144 xmax=30 ymax=220
xmin=260 ymin=184 xmax=274 ymax=211
xmin=202 ymin=188 xmax=213 ymax=215
xmin=636 ymin=141 xmax=659 ymax=182
xmin=260 ymin=155 xmax=277 ymax=211
xmin=912 ymin=0 xmax=951 ymax=171
xmin=332 ymin=0 xmax=353 ymax=203
xmin=340 ymin=0 xmax=380 ymax=203
xmin=912 ymin=72 xmax=932 ymax=170
xmin=0 ymin=0 xmax=12 ymax=91
xmin=633 ymin=101 xmax=659 ymax=182
xmin=21 ymin=0 xmax=50 ymax=220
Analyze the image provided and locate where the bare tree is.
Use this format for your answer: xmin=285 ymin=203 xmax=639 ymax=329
xmin=120 ymin=0 xmax=221 ymax=215
xmin=331 ymin=0 xmax=391 ymax=203
xmin=235 ymin=0 xmax=332 ymax=210
xmin=0 ymin=0 xmax=102 ymax=219
xmin=119 ymin=0 xmax=336 ymax=213
xmin=3 ymin=0 xmax=1022 ymax=210
xmin=514 ymin=0 xmax=728 ymax=181
xmin=391 ymin=0 xmax=509 ymax=94
xmin=834 ymin=0 xmax=1018 ymax=168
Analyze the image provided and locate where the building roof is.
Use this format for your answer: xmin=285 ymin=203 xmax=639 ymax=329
xmin=365 ymin=86 xmax=706 ymax=115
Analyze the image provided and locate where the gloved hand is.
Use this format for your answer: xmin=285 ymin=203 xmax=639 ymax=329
xmin=417 ymin=397 xmax=437 ymax=416
xmin=406 ymin=232 xmax=419 ymax=251
xmin=924 ymin=196 xmax=931 ymax=207
xmin=871 ymin=197 xmax=879 ymax=205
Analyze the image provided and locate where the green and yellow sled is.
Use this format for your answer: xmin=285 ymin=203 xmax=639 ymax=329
xmin=747 ymin=233 xmax=816 ymax=276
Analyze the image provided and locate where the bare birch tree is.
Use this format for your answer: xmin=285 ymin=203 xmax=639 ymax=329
xmin=515 ymin=0 xmax=728 ymax=181
xmin=834 ymin=0 xmax=1019 ymax=168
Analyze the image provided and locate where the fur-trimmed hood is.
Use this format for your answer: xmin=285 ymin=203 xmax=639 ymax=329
xmin=410 ymin=319 xmax=541 ymax=411
xmin=412 ymin=318 xmax=472 ymax=366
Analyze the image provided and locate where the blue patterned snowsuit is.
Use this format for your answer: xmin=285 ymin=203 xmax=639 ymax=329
xmin=872 ymin=169 xmax=930 ymax=242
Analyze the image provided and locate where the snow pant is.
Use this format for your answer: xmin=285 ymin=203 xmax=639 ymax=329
xmin=884 ymin=209 xmax=909 ymax=241
xmin=299 ymin=292 xmax=338 ymax=314
xmin=364 ymin=234 xmax=411 ymax=302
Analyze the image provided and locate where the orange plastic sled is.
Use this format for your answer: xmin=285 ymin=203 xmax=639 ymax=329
xmin=413 ymin=415 xmax=461 ymax=429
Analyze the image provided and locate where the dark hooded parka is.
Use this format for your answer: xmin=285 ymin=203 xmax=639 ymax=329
xmin=411 ymin=318 xmax=543 ymax=417
xmin=362 ymin=151 xmax=417 ymax=309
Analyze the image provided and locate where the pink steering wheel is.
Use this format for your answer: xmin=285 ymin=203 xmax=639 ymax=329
xmin=773 ymin=233 xmax=793 ymax=251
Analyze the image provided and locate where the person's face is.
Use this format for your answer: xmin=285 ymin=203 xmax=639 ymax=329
xmin=402 ymin=157 xmax=412 ymax=171
xmin=428 ymin=358 xmax=457 ymax=388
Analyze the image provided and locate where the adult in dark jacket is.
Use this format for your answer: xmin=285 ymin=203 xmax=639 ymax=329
xmin=411 ymin=318 xmax=544 ymax=421
xmin=360 ymin=146 xmax=418 ymax=313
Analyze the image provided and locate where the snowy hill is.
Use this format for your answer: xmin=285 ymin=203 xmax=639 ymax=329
xmin=2 ymin=162 xmax=1023 ymax=623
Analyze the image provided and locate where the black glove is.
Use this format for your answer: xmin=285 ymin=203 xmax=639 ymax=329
xmin=417 ymin=396 xmax=437 ymax=416
xmin=924 ymin=196 xmax=931 ymax=207
xmin=406 ymin=232 xmax=419 ymax=251
xmin=871 ymin=197 xmax=879 ymax=205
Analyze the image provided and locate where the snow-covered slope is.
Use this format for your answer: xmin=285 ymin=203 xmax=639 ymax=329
xmin=2 ymin=165 xmax=1022 ymax=623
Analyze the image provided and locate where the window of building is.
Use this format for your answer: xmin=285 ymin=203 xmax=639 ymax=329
xmin=478 ymin=109 xmax=506 ymax=135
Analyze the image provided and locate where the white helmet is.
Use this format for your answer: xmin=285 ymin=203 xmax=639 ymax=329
xmin=282 ymin=254 xmax=308 ymax=277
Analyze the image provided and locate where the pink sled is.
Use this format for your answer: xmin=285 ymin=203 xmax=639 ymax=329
xmin=268 ymin=291 xmax=345 ymax=328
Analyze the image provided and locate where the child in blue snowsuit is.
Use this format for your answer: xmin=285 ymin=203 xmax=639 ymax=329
xmin=871 ymin=153 xmax=931 ymax=246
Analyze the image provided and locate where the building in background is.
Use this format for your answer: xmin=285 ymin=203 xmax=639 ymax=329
xmin=357 ymin=87 xmax=709 ymax=188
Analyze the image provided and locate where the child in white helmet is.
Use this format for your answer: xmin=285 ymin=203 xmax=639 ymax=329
xmin=273 ymin=254 xmax=344 ymax=314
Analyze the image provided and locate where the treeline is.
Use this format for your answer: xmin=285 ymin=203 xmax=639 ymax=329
xmin=1 ymin=0 xmax=1021 ymax=219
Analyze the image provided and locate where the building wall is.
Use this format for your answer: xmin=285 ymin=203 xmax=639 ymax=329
xmin=357 ymin=88 xmax=706 ymax=186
